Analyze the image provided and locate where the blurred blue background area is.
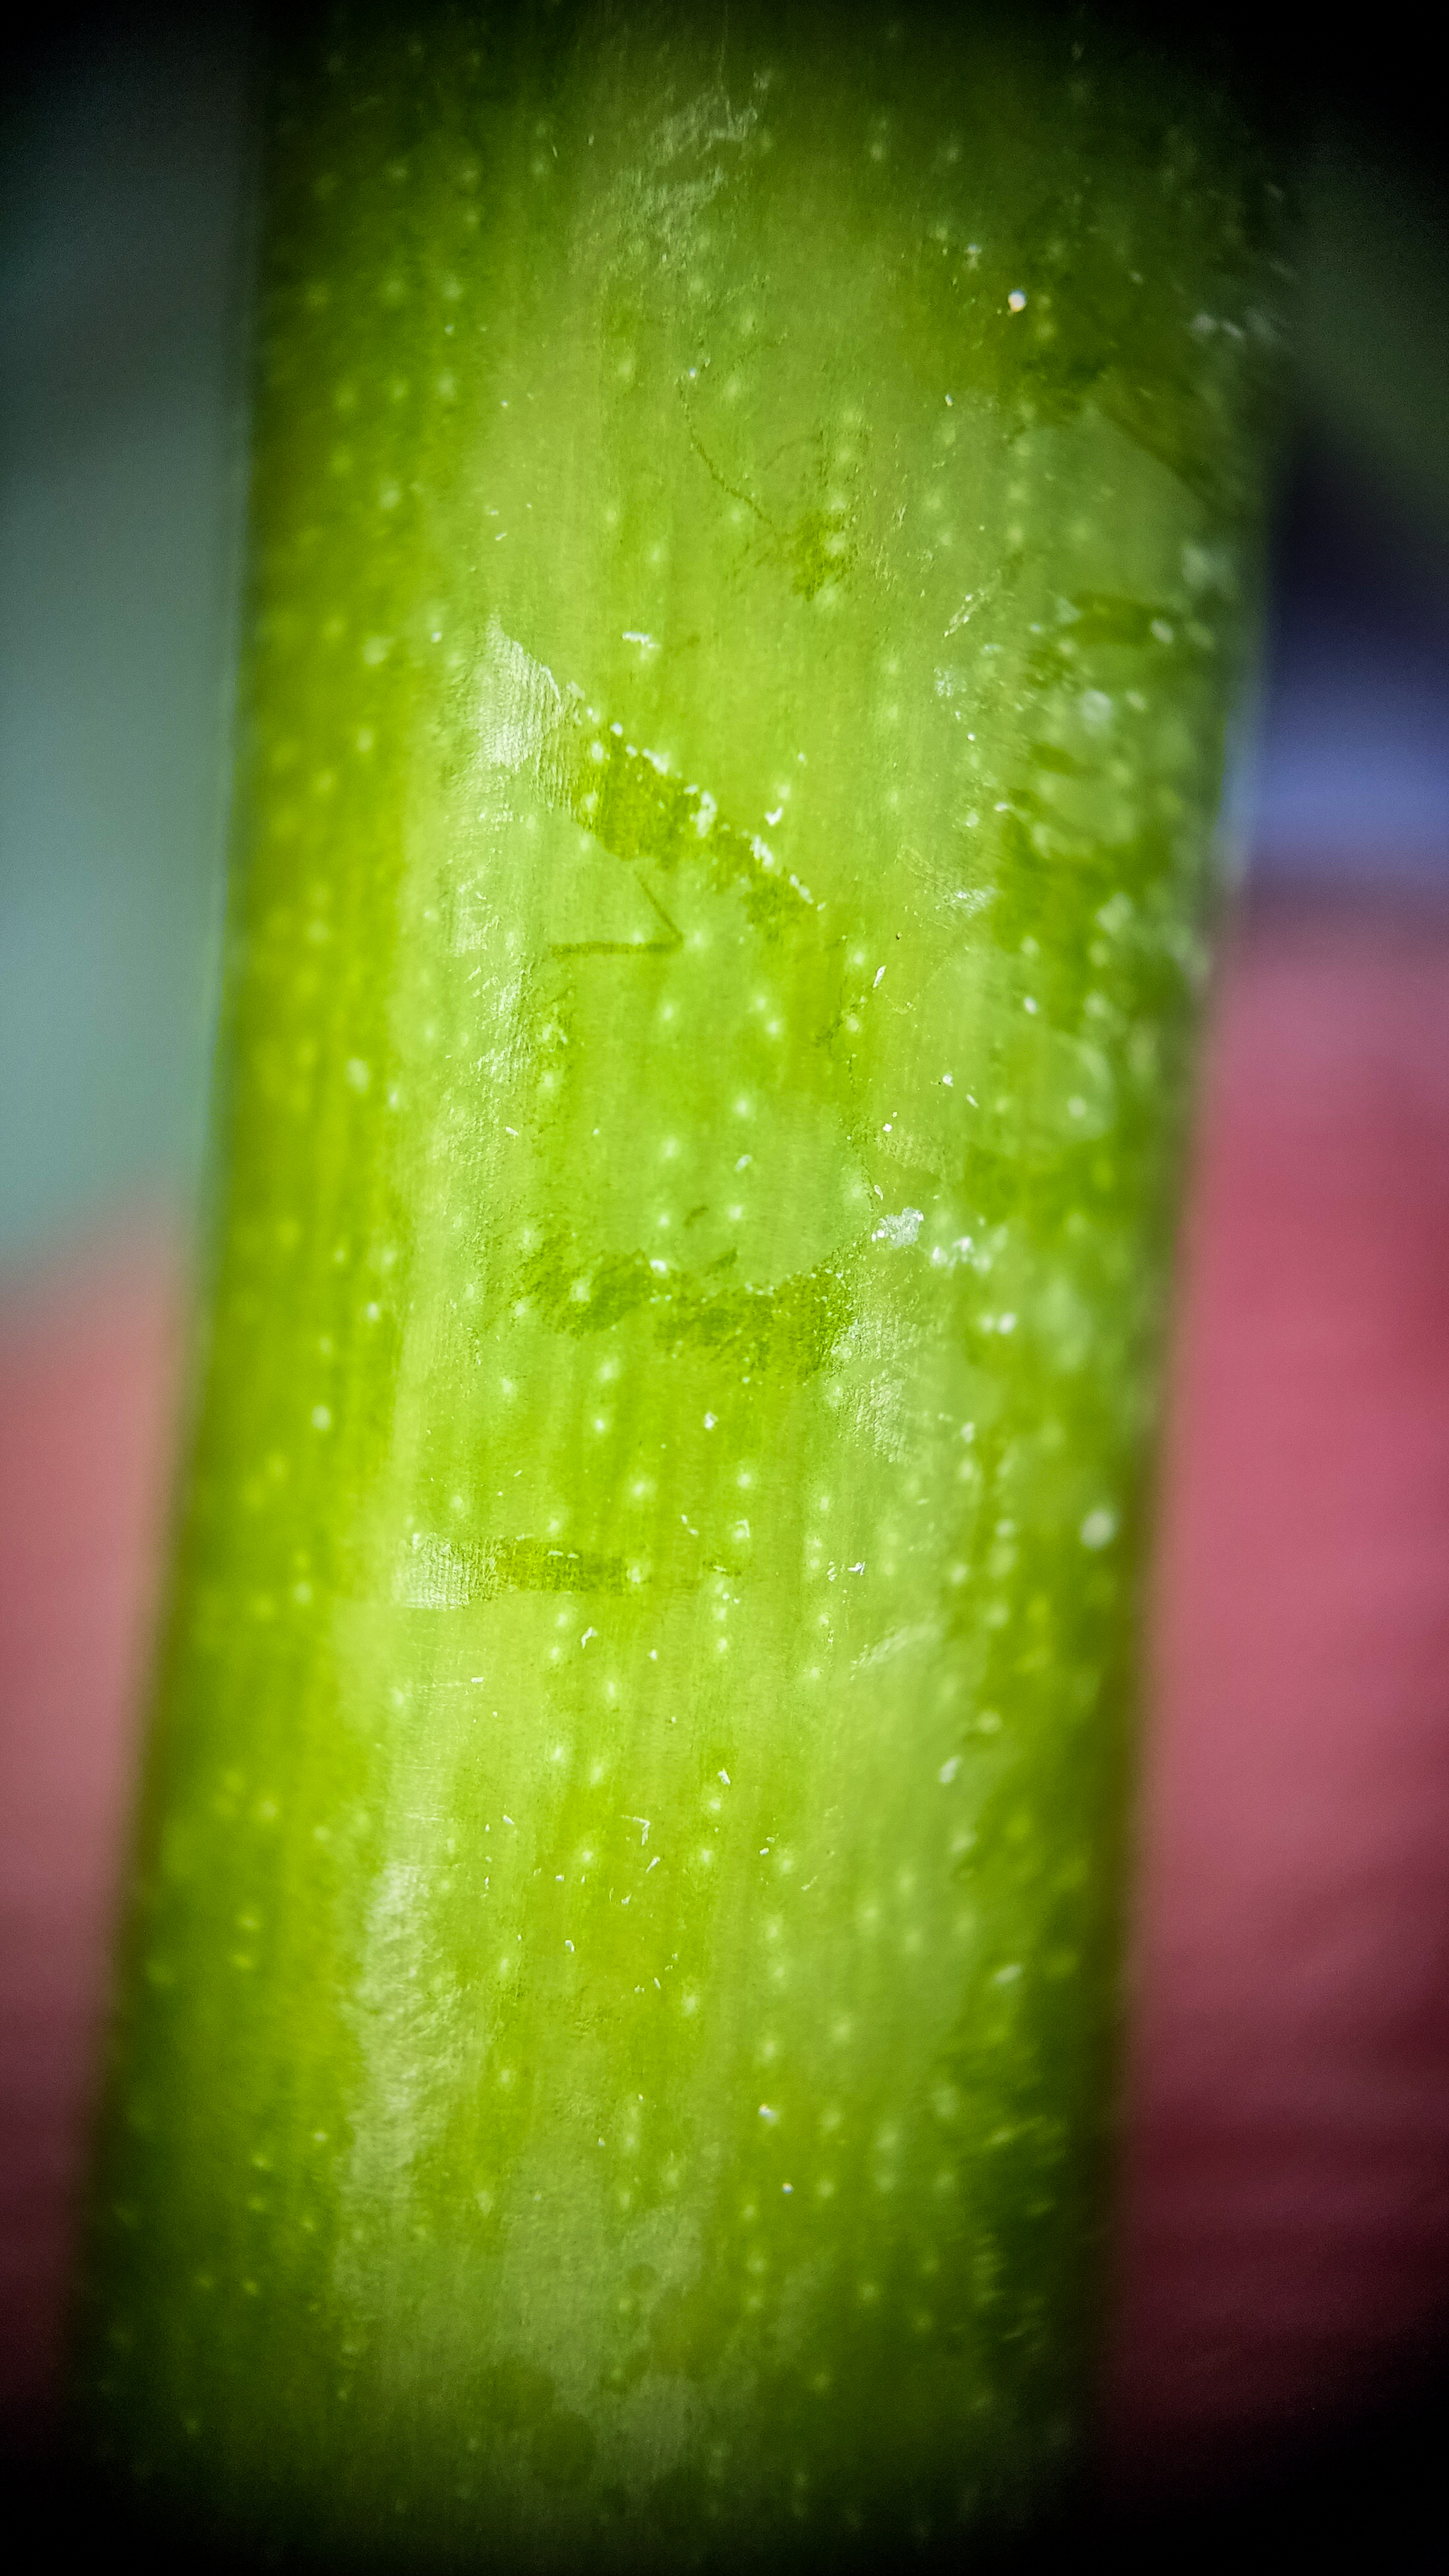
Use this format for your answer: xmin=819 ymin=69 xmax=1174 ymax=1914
xmin=1252 ymin=440 xmax=1449 ymax=888
xmin=1 ymin=7 xmax=1447 ymax=1271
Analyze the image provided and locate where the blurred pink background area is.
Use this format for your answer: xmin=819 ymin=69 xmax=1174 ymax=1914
xmin=2 ymin=894 xmax=1448 ymax=2498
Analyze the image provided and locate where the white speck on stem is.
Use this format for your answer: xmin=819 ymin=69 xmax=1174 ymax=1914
xmin=1080 ymin=1507 xmax=1118 ymax=1550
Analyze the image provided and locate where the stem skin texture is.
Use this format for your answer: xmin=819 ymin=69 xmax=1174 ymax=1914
xmin=76 ymin=6 xmax=1278 ymax=2564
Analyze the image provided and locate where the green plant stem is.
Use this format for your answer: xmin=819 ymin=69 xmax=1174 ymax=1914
xmin=75 ymin=6 xmax=1278 ymax=2563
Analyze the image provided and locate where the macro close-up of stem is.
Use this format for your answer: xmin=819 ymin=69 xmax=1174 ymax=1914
xmin=66 ymin=5 xmax=1283 ymax=2564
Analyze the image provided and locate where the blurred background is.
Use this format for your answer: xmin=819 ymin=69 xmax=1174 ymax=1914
xmin=2 ymin=4 xmax=1447 ymax=2558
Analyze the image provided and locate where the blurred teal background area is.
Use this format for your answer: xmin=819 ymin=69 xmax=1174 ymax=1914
xmin=1 ymin=13 xmax=252 ymax=1270
xmin=2 ymin=6 xmax=1447 ymax=1275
